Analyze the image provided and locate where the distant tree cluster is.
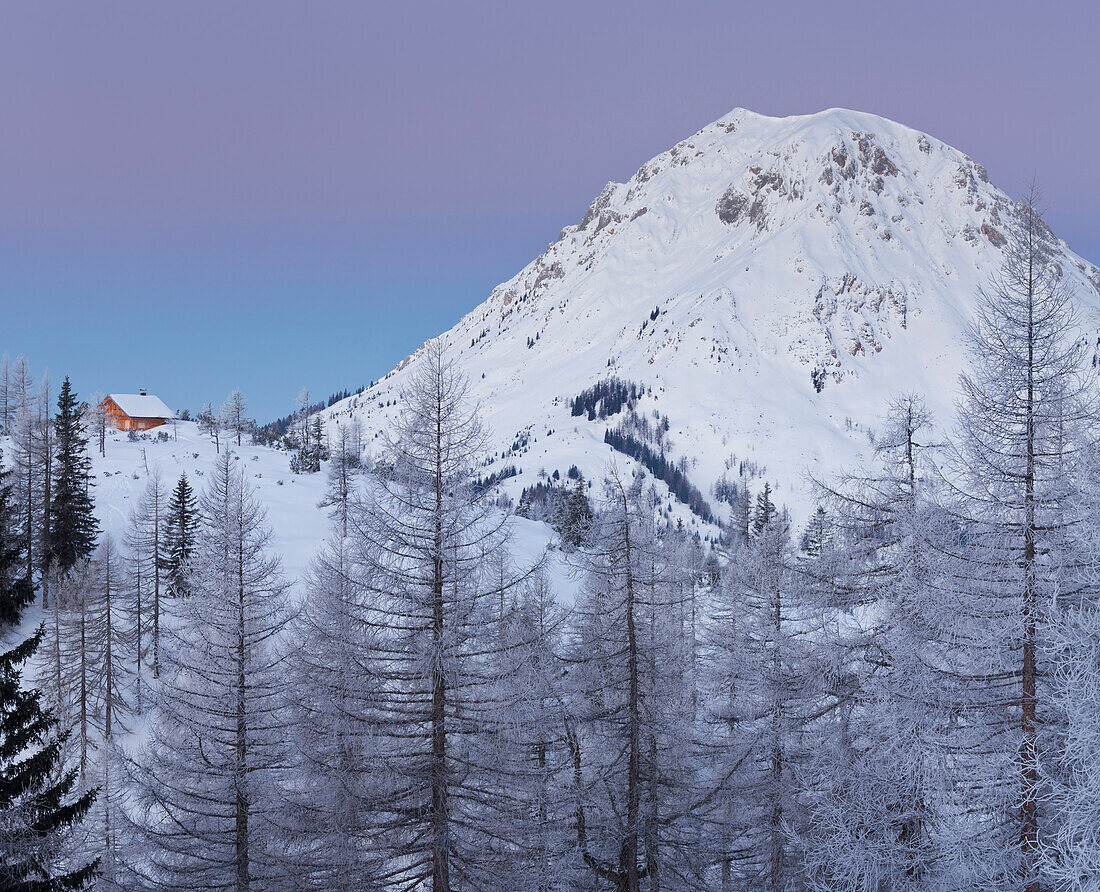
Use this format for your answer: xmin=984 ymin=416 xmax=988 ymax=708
xmin=254 ymin=384 xmax=366 ymax=443
xmin=516 ymin=473 xmax=594 ymax=547
xmin=570 ymin=377 xmax=641 ymax=420
xmin=604 ymin=427 xmax=715 ymax=523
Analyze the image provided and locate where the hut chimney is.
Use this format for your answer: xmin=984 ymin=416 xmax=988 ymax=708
xmin=139 ymin=388 xmax=147 ymax=396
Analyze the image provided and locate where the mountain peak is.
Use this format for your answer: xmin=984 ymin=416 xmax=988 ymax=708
xmin=327 ymin=110 xmax=1100 ymax=528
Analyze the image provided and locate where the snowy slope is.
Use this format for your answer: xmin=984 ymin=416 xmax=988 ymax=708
xmin=322 ymin=107 xmax=1100 ymax=526
xmin=77 ymin=423 xmax=330 ymax=589
xmin=39 ymin=423 xmax=569 ymax=598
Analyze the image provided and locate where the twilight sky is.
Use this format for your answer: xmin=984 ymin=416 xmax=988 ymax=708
xmin=2 ymin=0 xmax=1097 ymax=421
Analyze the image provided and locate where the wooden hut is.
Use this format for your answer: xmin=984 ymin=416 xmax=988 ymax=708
xmin=101 ymin=391 xmax=175 ymax=432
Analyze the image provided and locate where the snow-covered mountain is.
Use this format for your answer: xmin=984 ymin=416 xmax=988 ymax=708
xmin=325 ymin=107 xmax=1100 ymax=528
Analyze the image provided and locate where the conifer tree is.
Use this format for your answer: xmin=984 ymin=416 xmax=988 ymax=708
xmin=707 ymin=493 xmax=831 ymax=892
xmin=8 ymin=360 xmax=43 ymax=598
xmin=942 ymin=189 xmax=1099 ymax=890
xmin=197 ymin=401 xmax=221 ymax=452
xmin=87 ymin=392 xmax=108 ymax=458
xmin=59 ymin=537 xmax=132 ymax=779
xmin=164 ymin=474 xmax=198 ymax=598
xmin=126 ymin=474 xmax=167 ymax=676
xmin=346 ymin=341 xmax=529 ymax=891
xmin=567 ymin=475 xmax=708 ymax=892
xmin=752 ymin=481 xmax=777 ymax=537
xmin=280 ymin=535 xmax=383 ymax=890
xmin=799 ymin=506 xmax=831 ymax=557
xmin=220 ymin=390 xmax=253 ymax=448
xmin=555 ymin=473 xmax=594 ymax=548
xmin=317 ymin=420 xmax=360 ymax=538
xmin=0 ymin=351 xmax=10 ymax=435
xmin=48 ymin=377 xmax=98 ymax=579
xmin=0 ymin=453 xmax=35 ymax=625
xmin=0 ymin=446 xmax=97 ymax=889
xmin=796 ymin=395 xmax=954 ymax=890
xmin=123 ymin=451 xmax=290 ymax=891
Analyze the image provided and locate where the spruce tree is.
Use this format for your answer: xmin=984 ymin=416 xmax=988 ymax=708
xmin=164 ymin=474 xmax=198 ymax=598
xmin=799 ymin=506 xmax=831 ymax=557
xmin=556 ymin=474 xmax=594 ymax=548
xmin=0 ymin=449 xmax=97 ymax=889
xmin=752 ymin=481 xmax=777 ymax=536
xmin=48 ymin=377 xmax=98 ymax=578
xmin=0 ymin=453 xmax=35 ymax=625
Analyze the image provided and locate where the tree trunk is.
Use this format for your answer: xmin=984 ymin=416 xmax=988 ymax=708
xmin=1021 ymin=224 xmax=1039 ymax=892
xmin=431 ymin=402 xmax=450 ymax=892
xmin=236 ymin=535 xmax=250 ymax=892
xmin=624 ymin=494 xmax=642 ymax=892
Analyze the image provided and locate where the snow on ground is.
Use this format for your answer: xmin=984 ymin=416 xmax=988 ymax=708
xmin=88 ymin=422 xmax=330 ymax=591
xmin=2 ymin=420 xmax=572 ymax=604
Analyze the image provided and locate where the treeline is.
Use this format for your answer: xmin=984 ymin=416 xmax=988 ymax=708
xmin=255 ymin=383 xmax=366 ymax=440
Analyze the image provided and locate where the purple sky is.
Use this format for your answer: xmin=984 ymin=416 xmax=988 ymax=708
xmin=2 ymin=1 xmax=1097 ymax=420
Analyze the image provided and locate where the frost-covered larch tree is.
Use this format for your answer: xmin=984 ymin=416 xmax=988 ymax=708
xmin=123 ymin=451 xmax=290 ymax=892
xmin=220 ymin=390 xmax=253 ymax=448
xmin=796 ymin=395 xmax=956 ymax=890
xmin=705 ymin=490 xmax=831 ymax=892
xmin=279 ymin=533 xmax=384 ymax=891
xmin=346 ymin=340 xmax=530 ymax=892
xmin=317 ymin=417 xmax=361 ymax=538
xmin=125 ymin=472 xmax=167 ymax=678
xmin=566 ymin=474 xmax=708 ymax=892
xmin=942 ymin=188 xmax=1099 ymax=891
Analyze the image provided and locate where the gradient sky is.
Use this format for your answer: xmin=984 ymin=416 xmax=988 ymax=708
xmin=2 ymin=1 xmax=1097 ymax=421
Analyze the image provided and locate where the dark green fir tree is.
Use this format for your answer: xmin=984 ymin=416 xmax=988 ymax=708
xmin=48 ymin=378 xmax=98 ymax=577
xmin=164 ymin=474 xmax=198 ymax=597
xmin=800 ymin=506 xmax=832 ymax=557
xmin=752 ymin=481 xmax=778 ymax=536
xmin=0 ymin=447 xmax=97 ymax=888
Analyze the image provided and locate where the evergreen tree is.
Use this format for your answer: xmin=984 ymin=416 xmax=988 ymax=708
xmin=799 ymin=506 xmax=831 ymax=557
xmin=48 ymin=377 xmax=98 ymax=578
xmin=164 ymin=474 xmax=199 ymax=598
xmin=555 ymin=474 xmax=594 ymax=549
xmin=0 ymin=445 xmax=97 ymax=889
xmin=752 ymin=482 xmax=777 ymax=537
